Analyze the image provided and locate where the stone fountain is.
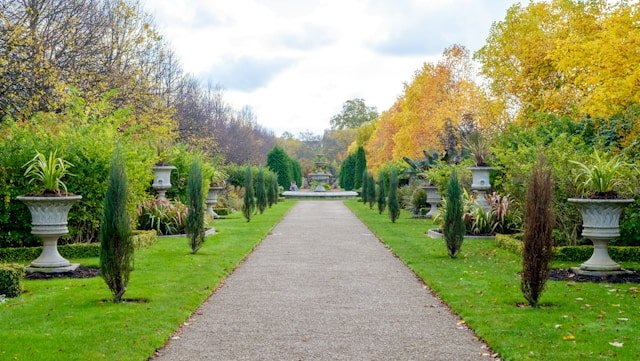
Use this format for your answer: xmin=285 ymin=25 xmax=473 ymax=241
xmin=308 ymin=154 xmax=332 ymax=192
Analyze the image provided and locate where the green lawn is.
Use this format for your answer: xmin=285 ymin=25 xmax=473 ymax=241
xmin=0 ymin=201 xmax=294 ymax=361
xmin=346 ymin=200 xmax=640 ymax=361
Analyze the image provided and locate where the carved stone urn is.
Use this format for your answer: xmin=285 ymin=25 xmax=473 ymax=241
xmin=421 ymin=184 xmax=440 ymax=219
xmin=206 ymin=185 xmax=225 ymax=218
xmin=17 ymin=195 xmax=82 ymax=273
xmin=152 ymin=165 xmax=176 ymax=200
xmin=468 ymin=166 xmax=495 ymax=211
xmin=568 ymin=198 xmax=633 ymax=273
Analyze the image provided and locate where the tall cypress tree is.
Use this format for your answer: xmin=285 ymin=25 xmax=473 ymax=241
xmin=100 ymin=148 xmax=133 ymax=303
xmin=186 ymin=159 xmax=205 ymax=254
xmin=266 ymin=146 xmax=293 ymax=189
xmin=271 ymin=172 xmax=280 ymax=204
xmin=291 ymin=159 xmax=302 ymax=187
xmin=339 ymin=153 xmax=356 ymax=190
xmin=242 ymin=166 xmax=255 ymax=222
xmin=256 ymin=168 xmax=267 ymax=214
xmin=377 ymin=176 xmax=386 ymax=214
xmin=388 ymin=168 xmax=400 ymax=223
xmin=443 ymin=171 xmax=465 ymax=258
xmin=367 ymin=174 xmax=376 ymax=209
xmin=266 ymin=170 xmax=276 ymax=208
xmin=354 ymin=146 xmax=366 ymax=189
xmin=361 ymin=170 xmax=368 ymax=203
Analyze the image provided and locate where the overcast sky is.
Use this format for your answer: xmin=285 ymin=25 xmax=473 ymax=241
xmin=143 ymin=0 xmax=520 ymax=136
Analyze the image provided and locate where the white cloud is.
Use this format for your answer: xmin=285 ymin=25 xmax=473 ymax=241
xmin=144 ymin=0 xmax=519 ymax=136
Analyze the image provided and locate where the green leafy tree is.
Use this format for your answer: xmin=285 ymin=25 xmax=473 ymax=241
xmin=521 ymin=154 xmax=554 ymax=308
xmin=100 ymin=148 xmax=133 ymax=303
xmin=367 ymin=174 xmax=376 ymax=209
xmin=388 ymin=168 xmax=400 ymax=223
xmin=242 ymin=166 xmax=255 ymax=222
xmin=330 ymin=98 xmax=379 ymax=130
xmin=377 ymin=176 xmax=386 ymax=214
xmin=354 ymin=146 xmax=367 ymax=189
xmin=267 ymin=146 xmax=293 ymax=189
xmin=443 ymin=171 xmax=465 ymax=258
xmin=339 ymin=152 xmax=356 ymax=190
xmin=256 ymin=169 xmax=267 ymax=214
xmin=186 ymin=159 xmax=205 ymax=253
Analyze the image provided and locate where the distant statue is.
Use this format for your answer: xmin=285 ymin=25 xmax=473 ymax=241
xmin=289 ymin=181 xmax=298 ymax=191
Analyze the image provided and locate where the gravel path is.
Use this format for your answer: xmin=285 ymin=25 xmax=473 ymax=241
xmin=154 ymin=201 xmax=493 ymax=360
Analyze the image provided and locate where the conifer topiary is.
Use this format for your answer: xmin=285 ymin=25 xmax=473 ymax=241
xmin=266 ymin=146 xmax=292 ymax=189
xmin=256 ymin=169 xmax=267 ymax=214
xmin=361 ymin=170 xmax=368 ymax=203
xmin=377 ymin=176 xmax=386 ymax=214
xmin=521 ymin=154 xmax=554 ymax=308
xmin=387 ymin=168 xmax=400 ymax=223
xmin=186 ymin=159 xmax=205 ymax=253
xmin=339 ymin=153 xmax=356 ymax=190
xmin=266 ymin=171 xmax=276 ymax=208
xmin=354 ymin=146 xmax=366 ymax=189
xmin=271 ymin=172 xmax=279 ymax=204
xmin=100 ymin=148 xmax=133 ymax=303
xmin=367 ymin=174 xmax=376 ymax=209
xmin=243 ymin=166 xmax=255 ymax=222
xmin=443 ymin=170 xmax=465 ymax=258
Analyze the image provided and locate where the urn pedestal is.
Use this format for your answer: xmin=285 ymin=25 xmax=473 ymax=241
xmin=568 ymin=198 xmax=633 ymax=274
xmin=469 ymin=166 xmax=495 ymax=212
xmin=421 ymin=185 xmax=441 ymax=219
xmin=206 ymin=186 xmax=225 ymax=218
xmin=152 ymin=165 xmax=176 ymax=200
xmin=17 ymin=195 xmax=82 ymax=273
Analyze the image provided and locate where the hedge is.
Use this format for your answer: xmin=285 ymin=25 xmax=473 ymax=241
xmin=495 ymin=234 xmax=640 ymax=263
xmin=0 ymin=230 xmax=157 ymax=263
xmin=0 ymin=263 xmax=24 ymax=297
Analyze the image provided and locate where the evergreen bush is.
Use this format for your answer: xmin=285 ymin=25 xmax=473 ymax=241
xmin=377 ymin=176 xmax=386 ymax=214
xmin=266 ymin=146 xmax=293 ymax=189
xmin=388 ymin=168 xmax=400 ymax=223
xmin=367 ymin=174 xmax=376 ymax=209
xmin=521 ymin=154 xmax=554 ymax=308
xmin=0 ymin=264 xmax=23 ymax=298
xmin=266 ymin=170 xmax=276 ymax=208
xmin=339 ymin=153 xmax=356 ymax=190
xmin=186 ymin=159 xmax=205 ymax=254
xmin=100 ymin=148 xmax=133 ymax=303
xmin=256 ymin=169 xmax=267 ymax=214
xmin=443 ymin=171 xmax=465 ymax=258
xmin=242 ymin=166 xmax=255 ymax=222
xmin=361 ymin=170 xmax=369 ymax=203
xmin=354 ymin=146 xmax=367 ymax=189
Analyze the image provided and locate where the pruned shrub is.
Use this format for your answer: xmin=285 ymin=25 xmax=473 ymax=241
xmin=377 ymin=176 xmax=386 ymax=214
xmin=100 ymin=148 xmax=133 ymax=303
xmin=443 ymin=171 xmax=465 ymax=258
xmin=361 ymin=170 xmax=369 ymax=203
xmin=367 ymin=174 xmax=376 ymax=209
xmin=0 ymin=264 xmax=24 ymax=298
xmin=521 ymin=154 xmax=554 ymax=308
xmin=186 ymin=159 xmax=205 ymax=254
xmin=137 ymin=198 xmax=187 ymax=235
xmin=387 ymin=168 xmax=400 ymax=223
xmin=354 ymin=146 xmax=366 ymax=189
xmin=256 ymin=169 xmax=267 ymax=214
xmin=242 ymin=166 xmax=255 ymax=222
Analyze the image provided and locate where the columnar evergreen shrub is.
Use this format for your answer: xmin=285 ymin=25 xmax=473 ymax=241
xmin=388 ymin=169 xmax=400 ymax=223
xmin=443 ymin=171 xmax=465 ymax=258
xmin=270 ymin=173 xmax=279 ymax=204
xmin=361 ymin=170 xmax=369 ymax=203
xmin=521 ymin=155 xmax=554 ymax=308
xmin=339 ymin=153 xmax=356 ymax=190
xmin=266 ymin=171 xmax=276 ymax=208
xmin=266 ymin=146 xmax=293 ymax=189
xmin=100 ymin=148 xmax=133 ymax=303
xmin=186 ymin=159 xmax=205 ymax=254
xmin=377 ymin=176 xmax=386 ymax=214
xmin=291 ymin=159 xmax=302 ymax=187
xmin=0 ymin=264 xmax=23 ymax=298
xmin=256 ymin=169 xmax=267 ymax=214
xmin=354 ymin=146 xmax=367 ymax=189
xmin=367 ymin=174 xmax=376 ymax=209
xmin=242 ymin=166 xmax=255 ymax=222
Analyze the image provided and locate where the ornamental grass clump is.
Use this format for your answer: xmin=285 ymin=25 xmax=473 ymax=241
xmin=186 ymin=159 xmax=205 ymax=254
xmin=23 ymin=150 xmax=74 ymax=195
xmin=256 ymin=169 xmax=267 ymax=214
xmin=443 ymin=171 xmax=464 ymax=258
xmin=100 ymin=148 xmax=133 ymax=303
xmin=243 ymin=166 xmax=255 ymax=222
xmin=521 ymin=154 xmax=554 ymax=308
xmin=570 ymin=150 xmax=630 ymax=199
xmin=387 ymin=168 xmax=400 ymax=223
xmin=377 ymin=176 xmax=386 ymax=214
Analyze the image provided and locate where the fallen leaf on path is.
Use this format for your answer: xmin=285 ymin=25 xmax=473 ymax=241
xmin=609 ymin=341 xmax=623 ymax=347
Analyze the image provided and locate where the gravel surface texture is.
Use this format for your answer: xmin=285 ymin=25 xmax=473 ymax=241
xmin=154 ymin=201 xmax=493 ymax=360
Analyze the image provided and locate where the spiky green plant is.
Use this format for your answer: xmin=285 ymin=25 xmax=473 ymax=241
xmin=23 ymin=150 xmax=74 ymax=194
xmin=243 ymin=166 xmax=255 ymax=222
xmin=256 ymin=169 xmax=267 ymax=214
xmin=387 ymin=168 xmax=400 ymax=223
xmin=570 ymin=150 xmax=628 ymax=198
xmin=443 ymin=170 xmax=465 ymax=258
xmin=377 ymin=176 xmax=386 ymax=214
xmin=186 ymin=159 xmax=205 ymax=253
xmin=100 ymin=148 xmax=133 ymax=303
xmin=521 ymin=154 xmax=554 ymax=308
xmin=367 ymin=174 xmax=376 ymax=209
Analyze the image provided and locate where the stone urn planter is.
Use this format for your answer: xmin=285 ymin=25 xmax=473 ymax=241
xmin=421 ymin=184 xmax=440 ymax=219
xmin=152 ymin=165 xmax=176 ymax=200
xmin=468 ymin=166 xmax=495 ymax=212
xmin=568 ymin=198 xmax=633 ymax=273
xmin=206 ymin=185 xmax=225 ymax=218
xmin=16 ymin=195 xmax=82 ymax=273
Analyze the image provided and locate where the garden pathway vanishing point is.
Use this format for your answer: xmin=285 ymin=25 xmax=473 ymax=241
xmin=155 ymin=201 xmax=493 ymax=360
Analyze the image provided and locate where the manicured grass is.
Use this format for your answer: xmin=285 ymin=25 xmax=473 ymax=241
xmin=346 ymin=200 xmax=640 ymax=361
xmin=0 ymin=201 xmax=294 ymax=361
